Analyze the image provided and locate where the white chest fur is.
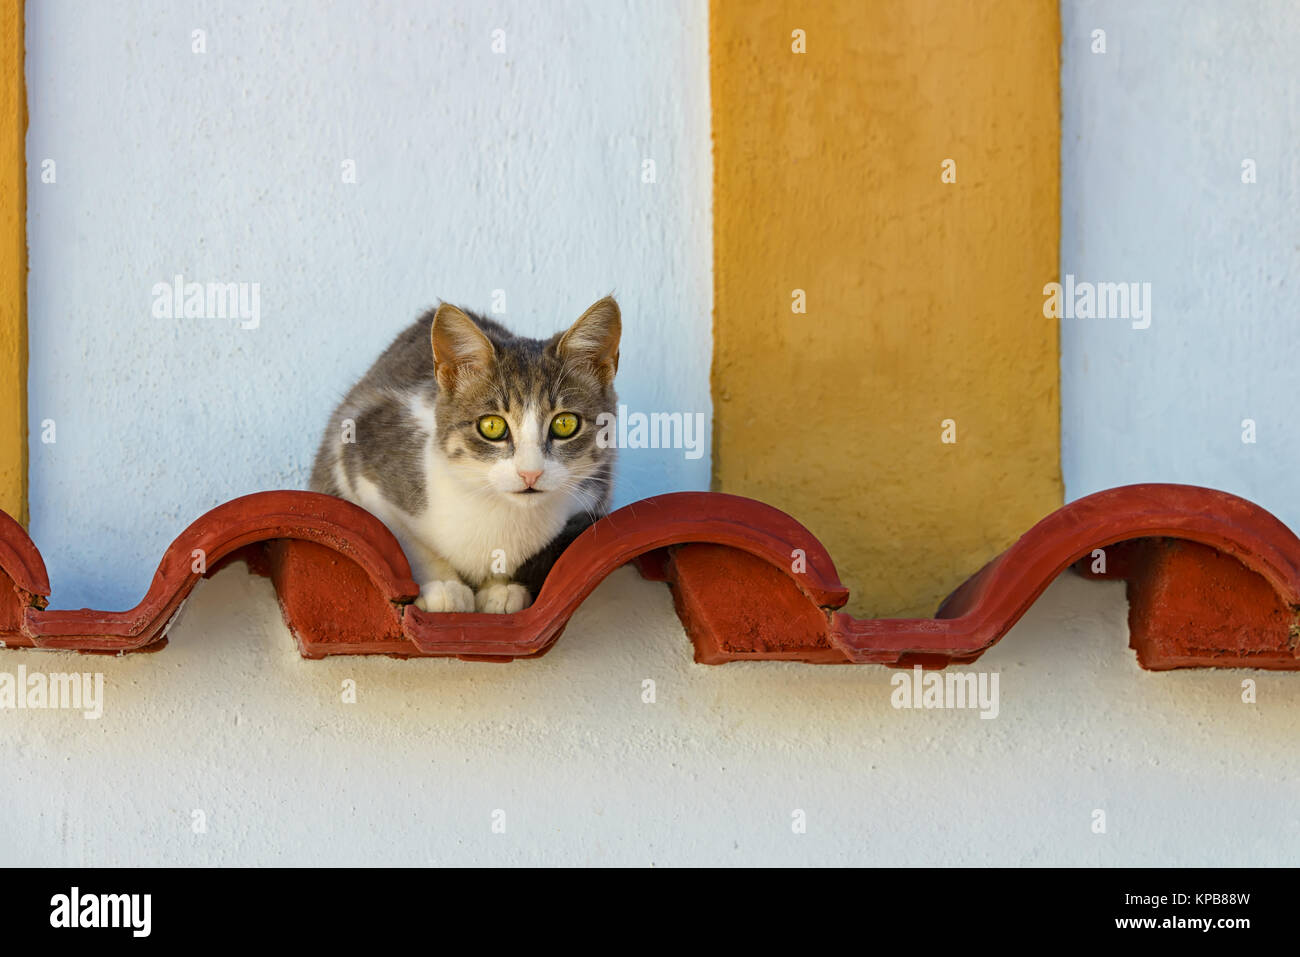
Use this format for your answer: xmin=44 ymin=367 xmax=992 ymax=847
xmin=412 ymin=460 xmax=573 ymax=585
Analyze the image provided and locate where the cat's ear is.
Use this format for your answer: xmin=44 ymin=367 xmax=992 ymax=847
xmin=431 ymin=304 xmax=496 ymax=393
xmin=556 ymin=296 xmax=621 ymax=386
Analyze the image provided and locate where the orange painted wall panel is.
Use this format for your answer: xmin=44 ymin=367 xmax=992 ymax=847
xmin=710 ymin=0 xmax=1062 ymax=616
xmin=0 ymin=0 xmax=25 ymax=524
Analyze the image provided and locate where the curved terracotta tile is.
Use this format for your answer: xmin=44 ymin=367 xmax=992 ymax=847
xmin=829 ymin=483 xmax=1300 ymax=668
xmin=399 ymin=491 xmax=848 ymax=659
xmin=0 ymin=509 xmax=49 ymax=599
xmin=20 ymin=491 xmax=419 ymax=652
xmin=0 ymin=508 xmax=51 ymax=648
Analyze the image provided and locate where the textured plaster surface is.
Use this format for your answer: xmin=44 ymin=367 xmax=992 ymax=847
xmin=1060 ymin=0 xmax=1300 ymax=527
xmin=24 ymin=0 xmax=713 ymax=609
xmin=2 ymin=564 xmax=1297 ymax=866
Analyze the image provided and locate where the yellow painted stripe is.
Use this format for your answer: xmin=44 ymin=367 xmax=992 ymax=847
xmin=0 ymin=0 xmax=25 ymax=524
xmin=710 ymin=0 xmax=1063 ymax=617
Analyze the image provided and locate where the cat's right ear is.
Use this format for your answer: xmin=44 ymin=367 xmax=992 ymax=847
xmin=431 ymin=304 xmax=495 ymax=393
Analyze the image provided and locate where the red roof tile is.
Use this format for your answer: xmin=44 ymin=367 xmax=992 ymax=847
xmin=0 ymin=484 xmax=1295 ymax=670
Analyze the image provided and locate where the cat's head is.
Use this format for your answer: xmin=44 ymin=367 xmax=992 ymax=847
xmin=429 ymin=297 xmax=620 ymax=511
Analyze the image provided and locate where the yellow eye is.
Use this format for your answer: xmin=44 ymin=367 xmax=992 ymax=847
xmin=477 ymin=415 xmax=508 ymax=440
xmin=550 ymin=413 xmax=580 ymax=438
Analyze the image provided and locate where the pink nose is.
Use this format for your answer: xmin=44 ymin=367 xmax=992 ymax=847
xmin=517 ymin=469 xmax=543 ymax=488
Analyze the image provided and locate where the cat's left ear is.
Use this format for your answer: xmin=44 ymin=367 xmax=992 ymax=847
xmin=556 ymin=296 xmax=621 ymax=386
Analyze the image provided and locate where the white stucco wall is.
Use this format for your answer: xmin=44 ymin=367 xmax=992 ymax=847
xmin=1060 ymin=0 xmax=1300 ymax=520
xmin=4 ymin=564 xmax=1296 ymax=866
xmin=25 ymin=0 xmax=713 ymax=611
xmin=15 ymin=0 xmax=1300 ymax=868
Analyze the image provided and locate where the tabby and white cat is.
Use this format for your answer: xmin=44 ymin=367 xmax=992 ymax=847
xmin=310 ymin=297 xmax=620 ymax=613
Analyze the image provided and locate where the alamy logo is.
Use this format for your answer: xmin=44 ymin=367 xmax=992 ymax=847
xmin=1043 ymin=273 xmax=1152 ymax=329
xmin=595 ymin=405 xmax=707 ymax=460
xmin=151 ymin=273 xmax=261 ymax=329
xmin=890 ymin=665 xmax=1000 ymax=719
xmin=50 ymin=887 xmax=151 ymax=937
xmin=0 ymin=666 xmax=103 ymax=719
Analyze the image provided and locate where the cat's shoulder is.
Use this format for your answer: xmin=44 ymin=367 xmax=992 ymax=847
xmin=362 ymin=310 xmax=445 ymax=390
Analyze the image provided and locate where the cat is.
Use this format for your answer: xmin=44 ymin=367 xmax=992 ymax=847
xmin=310 ymin=296 xmax=620 ymax=613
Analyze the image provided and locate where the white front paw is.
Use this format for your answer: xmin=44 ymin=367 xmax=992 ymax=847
xmin=415 ymin=579 xmax=475 ymax=613
xmin=474 ymin=582 xmax=531 ymax=614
